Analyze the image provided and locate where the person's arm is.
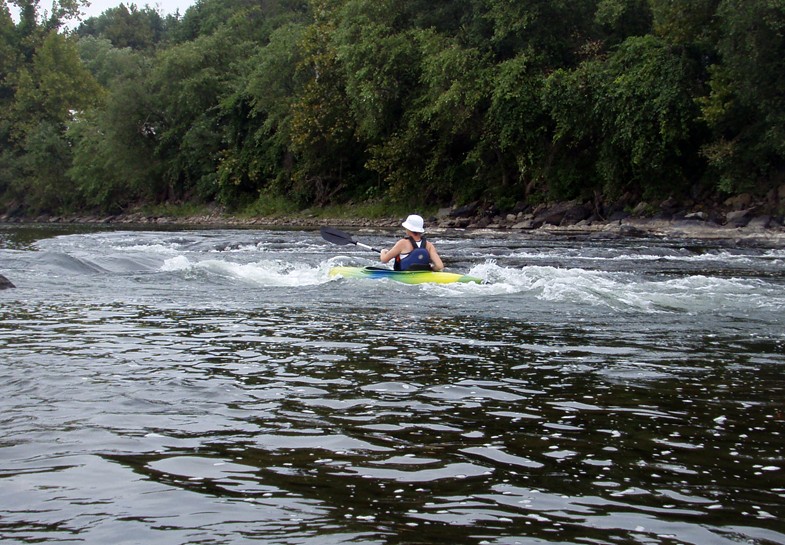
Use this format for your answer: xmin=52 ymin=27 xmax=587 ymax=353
xmin=380 ymin=239 xmax=407 ymax=264
xmin=427 ymin=242 xmax=444 ymax=271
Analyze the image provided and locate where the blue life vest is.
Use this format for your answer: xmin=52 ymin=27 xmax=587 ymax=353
xmin=396 ymin=237 xmax=431 ymax=271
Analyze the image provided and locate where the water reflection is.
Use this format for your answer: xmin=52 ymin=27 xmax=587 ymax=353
xmin=2 ymin=227 xmax=784 ymax=544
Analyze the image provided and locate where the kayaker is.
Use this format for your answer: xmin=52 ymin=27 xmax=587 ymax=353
xmin=380 ymin=214 xmax=445 ymax=271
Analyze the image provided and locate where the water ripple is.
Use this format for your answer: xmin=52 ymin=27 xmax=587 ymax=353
xmin=2 ymin=228 xmax=784 ymax=544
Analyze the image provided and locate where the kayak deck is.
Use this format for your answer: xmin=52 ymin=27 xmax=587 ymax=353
xmin=328 ymin=266 xmax=484 ymax=285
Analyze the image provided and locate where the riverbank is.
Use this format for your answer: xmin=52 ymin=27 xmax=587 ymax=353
xmin=3 ymin=199 xmax=785 ymax=245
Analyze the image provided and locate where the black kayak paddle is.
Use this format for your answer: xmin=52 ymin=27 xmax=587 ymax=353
xmin=320 ymin=226 xmax=382 ymax=253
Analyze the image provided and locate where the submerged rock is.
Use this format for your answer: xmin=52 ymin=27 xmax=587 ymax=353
xmin=0 ymin=274 xmax=15 ymax=289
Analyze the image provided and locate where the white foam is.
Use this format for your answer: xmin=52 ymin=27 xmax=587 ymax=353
xmin=200 ymin=259 xmax=325 ymax=286
xmin=161 ymin=255 xmax=192 ymax=271
xmin=160 ymin=256 xmax=329 ymax=286
xmin=432 ymin=261 xmax=785 ymax=312
xmin=122 ymin=243 xmax=182 ymax=254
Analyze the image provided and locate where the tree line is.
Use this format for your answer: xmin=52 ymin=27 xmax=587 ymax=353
xmin=1 ymin=0 xmax=783 ymax=218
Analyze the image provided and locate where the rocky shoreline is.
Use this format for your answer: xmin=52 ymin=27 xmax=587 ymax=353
xmin=3 ymin=195 xmax=785 ymax=245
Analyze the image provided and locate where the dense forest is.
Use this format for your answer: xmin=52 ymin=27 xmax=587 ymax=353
xmin=1 ymin=0 xmax=784 ymax=220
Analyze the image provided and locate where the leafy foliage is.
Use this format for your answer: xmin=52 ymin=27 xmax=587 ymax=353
xmin=2 ymin=15 xmax=102 ymax=213
xmin=547 ymin=35 xmax=703 ymax=199
xmin=700 ymin=0 xmax=785 ymax=193
xmin=75 ymin=3 xmax=170 ymax=51
xmin=1 ymin=0 xmax=784 ymax=217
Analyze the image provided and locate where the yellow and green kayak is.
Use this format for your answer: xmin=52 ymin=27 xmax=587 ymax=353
xmin=328 ymin=266 xmax=485 ymax=285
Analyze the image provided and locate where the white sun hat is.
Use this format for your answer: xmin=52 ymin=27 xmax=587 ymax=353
xmin=402 ymin=214 xmax=425 ymax=233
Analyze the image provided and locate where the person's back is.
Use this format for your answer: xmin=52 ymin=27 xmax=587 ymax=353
xmin=396 ymin=235 xmax=431 ymax=271
xmin=379 ymin=214 xmax=444 ymax=272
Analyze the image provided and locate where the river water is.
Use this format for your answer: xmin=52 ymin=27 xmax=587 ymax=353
xmin=1 ymin=224 xmax=784 ymax=545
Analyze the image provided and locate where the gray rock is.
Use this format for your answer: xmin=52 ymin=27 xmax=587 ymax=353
xmin=533 ymin=200 xmax=590 ymax=226
xmin=619 ymin=224 xmax=648 ymax=237
xmin=659 ymin=197 xmax=680 ymax=212
xmin=608 ymin=210 xmax=630 ymax=222
xmin=745 ymin=215 xmax=771 ymax=229
xmin=0 ymin=274 xmax=15 ymax=289
xmin=450 ymin=202 xmax=480 ymax=218
xmin=684 ymin=211 xmax=708 ymax=221
xmin=436 ymin=207 xmax=452 ymax=218
xmin=726 ymin=208 xmax=753 ymax=227
xmin=724 ymin=193 xmax=753 ymax=211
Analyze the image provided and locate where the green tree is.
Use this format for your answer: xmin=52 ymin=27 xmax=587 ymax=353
xmin=68 ymin=40 xmax=159 ymax=211
xmin=1 ymin=4 xmax=24 ymax=202
xmin=171 ymin=0 xmax=309 ymax=43
xmin=0 ymin=3 xmax=15 ymax=80
xmin=546 ymin=35 xmax=704 ymax=200
xmin=148 ymin=29 xmax=251 ymax=202
xmin=594 ymin=0 xmax=652 ymax=45
xmin=284 ymin=0 xmax=361 ymax=206
xmin=478 ymin=53 xmax=550 ymax=202
xmin=7 ymin=31 xmax=102 ymax=212
xmin=77 ymin=35 xmax=147 ymax=86
xmin=233 ymin=23 xmax=307 ymax=206
xmin=700 ymin=0 xmax=785 ymax=194
xmin=333 ymin=0 xmax=418 ymax=143
xmin=481 ymin=0 xmax=599 ymax=65
xmin=13 ymin=32 xmax=100 ymax=125
xmin=215 ymin=0 xmax=312 ymax=208
xmin=5 ymin=0 xmax=783 ymax=218
xmin=1 ymin=3 xmax=18 ymax=141
xmin=145 ymin=0 xmax=311 ymax=208
xmin=10 ymin=0 xmax=84 ymax=45
xmin=363 ymin=29 xmax=489 ymax=203
xmin=649 ymin=0 xmax=720 ymax=49
xmin=76 ymin=3 xmax=168 ymax=51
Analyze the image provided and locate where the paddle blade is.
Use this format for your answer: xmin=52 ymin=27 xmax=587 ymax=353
xmin=320 ymin=226 xmax=356 ymax=246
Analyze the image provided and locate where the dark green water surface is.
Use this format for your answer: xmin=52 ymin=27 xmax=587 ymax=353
xmin=1 ymin=225 xmax=783 ymax=544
